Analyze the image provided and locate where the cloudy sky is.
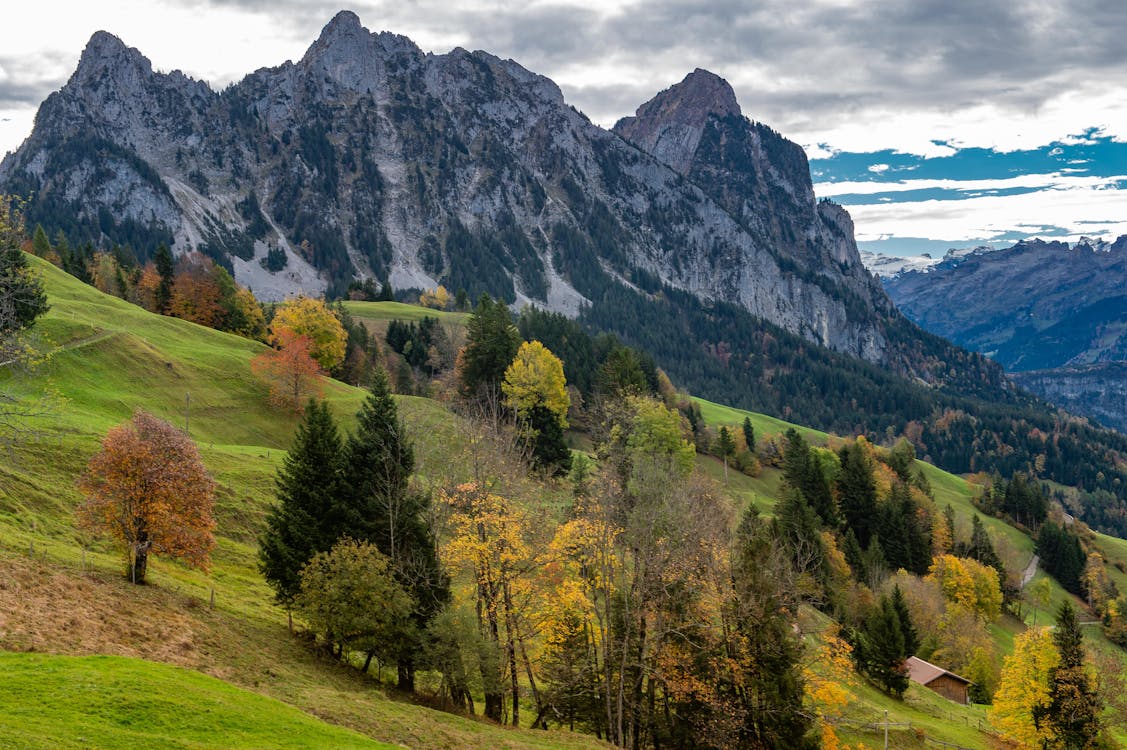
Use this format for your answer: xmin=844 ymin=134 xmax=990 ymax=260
xmin=2 ymin=0 xmax=1125 ymax=257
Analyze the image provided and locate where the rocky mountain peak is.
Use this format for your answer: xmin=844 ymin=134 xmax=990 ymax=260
xmin=72 ymin=30 xmax=152 ymax=85
xmin=613 ymin=68 xmax=740 ymax=174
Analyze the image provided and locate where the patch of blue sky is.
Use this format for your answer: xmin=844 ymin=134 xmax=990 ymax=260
xmin=809 ymin=131 xmax=1127 ymax=184
xmin=829 ymin=186 xmax=1043 ymax=206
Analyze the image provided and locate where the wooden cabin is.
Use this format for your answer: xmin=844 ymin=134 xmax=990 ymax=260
xmin=905 ymin=656 xmax=972 ymax=704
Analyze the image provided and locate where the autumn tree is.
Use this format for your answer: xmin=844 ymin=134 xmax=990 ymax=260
xmin=270 ymin=296 xmax=347 ymax=370
xmin=1034 ymin=600 xmax=1103 ymax=748
xmin=990 ymin=627 xmax=1059 ymax=748
xmin=502 ymin=340 xmax=571 ymax=472
xmin=294 ymin=537 xmax=414 ymax=665
xmin=77 ymin=409 xmax=216 ymax=584
xmin=259 ymin=399 xmax=344 ymax=610
xmin=170 ymin=252 xmax=225 ymax=328
xmin=251 ymin=329 xmax=323 ymax=412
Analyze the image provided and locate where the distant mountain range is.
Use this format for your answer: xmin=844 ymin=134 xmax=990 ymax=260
xmin=883 ymin=236 xmax=1127 ymax=431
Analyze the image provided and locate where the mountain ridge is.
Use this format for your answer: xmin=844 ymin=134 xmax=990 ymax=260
xmin=2 ymin=11 xmax=896 ymax=368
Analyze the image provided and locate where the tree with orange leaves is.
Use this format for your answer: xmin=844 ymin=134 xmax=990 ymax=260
xmin=169 ymin=252 xmax=226 ymax=328
xmin=251 ymin=329 xmax=323 ymax=412
xmin=77 ymin=409 xmax=216 ymax=584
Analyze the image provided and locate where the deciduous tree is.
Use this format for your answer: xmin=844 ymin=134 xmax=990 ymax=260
xmin=251 ymin=329 xmax=323 ymax=412
xmin=989 ymin=627 xmax=1058 ymax=748
xmin=502 ymin=340 xmax=571 ymax=472
xmin=271 ymin=296 xmax=347 ymax=370
xmin=77 ymin=409 xmax=216 ymax=584
xmin=294 ymin=537 xmax=414 ymax=663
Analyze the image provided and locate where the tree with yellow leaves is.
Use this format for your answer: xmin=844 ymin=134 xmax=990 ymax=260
xmin=989 ymin=626 xmax=1059 ymax=748
xmin=502 ymin=340 xmax=571 ymax=472
xmin=926 ymin=554 xmax=1003 ymax=621
xmin=270 ymin=296 xmax=347 ymax=370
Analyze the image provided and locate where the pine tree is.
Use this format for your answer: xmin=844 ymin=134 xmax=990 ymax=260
xmin=890 ymin=585 xmax=919 ymax=656
xmin=858 ymin=596 xmax=910 ymax=697
xmin=459 ymin=294 xmax=520 ymax=402
xmin=259 ymin=399 xmax=344 ymax=609
xmin=837 ymin=441 xmax=877 ymax=546
xmin=1034 ymin=601 xmax=1103 ymax=747
xmin=742 ymin=416 xmax=755 ymax=455
xmin=153 ymin=243 xmax=174 ymax=313
xmin=341 ymin=367 xmax=448 ymax=691
xmin=30 ymin=224 xmax=51 ymax=258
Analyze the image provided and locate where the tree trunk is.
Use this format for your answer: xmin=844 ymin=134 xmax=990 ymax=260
xmin=132 ymin=535 xmax=150 ymax=584
xmin=503 ymin=578 xmax=520 ymax=726
xmin=363 ymin=650 xmax=376 ymax=674
xmin=397 ymin=660 xmax=415 ymax=692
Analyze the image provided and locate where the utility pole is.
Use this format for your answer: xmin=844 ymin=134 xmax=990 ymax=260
xmin=884 ymin=710 xmax=889 ymax=750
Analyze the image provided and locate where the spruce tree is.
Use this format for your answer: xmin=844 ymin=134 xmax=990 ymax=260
xmin=729 ymin=507 xmax=819 ymax=749
xmin=341 ymin=367 xmax=448 ymax=691
xmin=153 ymin=243 xmax=174 ymax=313
xmin=890 ymin=585 xmax=919 ymax=656
xmin=859 ymin=596 xmax=910 ymax=698
xmin=259 ymin=399 xmax=344 ymax=609
xmin=837 ymin=441 xmax=877 ymax=546
xmin=459 ymin=294 xmax=520 ymax=402
xmin=1034 ymin=601 xmax=1102 ymax=747
xmin=742 ymin=416 xmax=755 ymax=455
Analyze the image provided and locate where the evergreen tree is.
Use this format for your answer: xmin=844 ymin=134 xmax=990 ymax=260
xmin=259 ymin=400 xmax=344 ymax=609
xmin=890 ymin=585 xmax=919 ymax=656
xmin=377 ymin=279 xmax=394 ymax=301
xmin=153 ymin=243 xmax=174 ymax=313
xmin=1034 ymin=601 xmax=1103 ymax=747
xmin=837 ymin=441 xmax=878 ymax=546
xmin=30 ymin=224 xmax=51 ymax=258
xmin=782 ymin=428 xmax=837 ymax=525
xmin=728 ymin=507 xmax=819 ymax=749
xmin=341 ymin=367 xmax=448 ymax=691
xmin=717 ymin=425 xmax=735 ymax=482
xmin=459 ymin=294 xmax=520 ymax=402
xmin=742 ymin=416 xmax=755 ymax=455
xmin=966 ymin=515 xmax=1006 ymax=585
xmin=858 ymin=596 xmax=910 ymax=698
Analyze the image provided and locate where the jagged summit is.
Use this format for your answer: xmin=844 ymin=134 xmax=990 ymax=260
xmin=614 ymin=68 xmax=741 ymax=175
xmin=2 ymin=13 xmax=907 ymax=367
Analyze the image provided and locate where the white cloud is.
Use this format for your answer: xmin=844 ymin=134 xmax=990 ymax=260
xmin=867 ymin=163 xmax=890 ymax=173
xmin=815 ymin=172 xmax=1127 ymax=198
xmin=846 ymin=184 xmax=1127 ymax=244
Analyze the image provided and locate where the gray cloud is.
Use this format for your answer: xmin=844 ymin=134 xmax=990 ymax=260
xmin=0 ymin=51 xmax=73 ymax=108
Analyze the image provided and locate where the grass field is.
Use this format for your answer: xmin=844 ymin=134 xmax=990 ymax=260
xmin=0 ymin=653 xmax=394 ymax=750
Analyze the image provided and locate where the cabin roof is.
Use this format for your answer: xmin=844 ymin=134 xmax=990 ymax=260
xmin=906 ymin=656 xmax=972 ymax=686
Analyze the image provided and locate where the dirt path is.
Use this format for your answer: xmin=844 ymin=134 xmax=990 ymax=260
xmin=1021 ymin=554 xmax=1039 ymax=588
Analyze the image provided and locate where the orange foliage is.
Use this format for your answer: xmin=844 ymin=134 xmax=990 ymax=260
xmin=76 ymin=409 xmax=216 ymax=583
xmin=133 ymin=263 xmax=162 ymax=313
xmin=169 ymin=253 xmax=224 ymax=328
xmin=250 ymin=330 xmax=323 ymax=412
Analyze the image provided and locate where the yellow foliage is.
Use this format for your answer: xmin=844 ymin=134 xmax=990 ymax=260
xmin=419 ymin=285 xmax=450 ymax=309
xmin=988 ymin=627 xmax=1058 ymax=749
xmin=926 ymin=554 xmax=1002 ymax=621
xmin=270 ymin=296 xmax=346 ymax=370
xmin=501 ymin=340 xmax=570 ymax=426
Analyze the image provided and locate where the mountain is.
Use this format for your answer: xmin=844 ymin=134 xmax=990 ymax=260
xmin=884 ymin=236 xmax=1127 ymax=430
xmin=2 ymin=11 xmax=897 ymax=365
xmin=859 ymin=250 xmax=941 ymax=278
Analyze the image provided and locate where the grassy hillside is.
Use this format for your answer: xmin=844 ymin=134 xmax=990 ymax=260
xmin=0 ymin=653 xmax=394 ymax=750
xmin=0 ymin=257 xmax=607 ymax=750
xmin=4 ymin=255 xmax=1125 ymax=749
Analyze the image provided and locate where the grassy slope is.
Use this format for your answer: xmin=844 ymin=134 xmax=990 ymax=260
xmin=0 ymin=256 xmax=606 ymax=750
xmin=343 ymin=300 xmax=470 ymax=325
xmin=0 ymin=653 xmax=393 ymax=750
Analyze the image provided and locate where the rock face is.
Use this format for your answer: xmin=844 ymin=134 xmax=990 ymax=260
xmin=2 ymin=11 xmax=896 ymax=365
xmin=884 ymin=236 xmax=1127 ymax=430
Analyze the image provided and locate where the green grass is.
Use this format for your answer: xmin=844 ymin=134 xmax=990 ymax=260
xmin=343 ymin=300 xmax=470 ymax=325
xmin=692 ymin=396 xmax=829 ymax=444
xmin=0 ymin=653 xmax=394 ymax=749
